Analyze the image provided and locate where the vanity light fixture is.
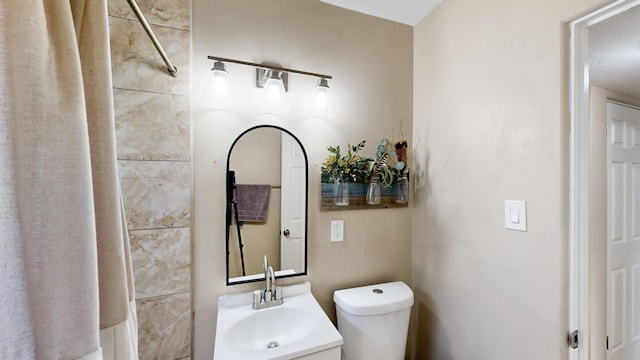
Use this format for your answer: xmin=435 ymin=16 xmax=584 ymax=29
xmin=206 ymin=56 xmax=333 ymax=108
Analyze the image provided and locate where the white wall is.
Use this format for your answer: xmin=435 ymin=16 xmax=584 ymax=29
xmin=191 ymin=1 xmax=413 ymax=359
xmin=412 ymin=0 xmax=610 ymax=358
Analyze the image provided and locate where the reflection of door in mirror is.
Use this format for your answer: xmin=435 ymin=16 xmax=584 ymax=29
xmin=228 ymin=128 xmax=281 ymax=279
xmin=227 ymin=126 xmax=307 ymax=285
xmin=280 ymin=133 xmax=306 ymax=273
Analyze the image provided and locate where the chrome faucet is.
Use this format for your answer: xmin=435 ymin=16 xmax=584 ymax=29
xmin=252 ymin=255 xmax=283 ymax=310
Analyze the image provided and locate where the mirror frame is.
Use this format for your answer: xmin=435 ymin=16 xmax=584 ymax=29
xmin=225 ymin=125 xmax=309 ymax=285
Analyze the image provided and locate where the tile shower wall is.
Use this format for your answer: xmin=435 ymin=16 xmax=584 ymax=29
xmin=108 ymin=0 xmax=191 ymax=359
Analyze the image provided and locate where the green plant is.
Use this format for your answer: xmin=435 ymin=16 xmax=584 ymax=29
xmin=321 ymin=140 xmax=372 ymax=183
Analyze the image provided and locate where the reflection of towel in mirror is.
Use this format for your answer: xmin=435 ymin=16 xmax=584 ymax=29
xmin=235 ymin=184 xmax=271 ymax=222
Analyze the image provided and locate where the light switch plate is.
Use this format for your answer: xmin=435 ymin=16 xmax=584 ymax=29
xmin=331 ymin=220 xmax=344 ymax=242
xmin=504 ymin=200 xmax=527 ymax=231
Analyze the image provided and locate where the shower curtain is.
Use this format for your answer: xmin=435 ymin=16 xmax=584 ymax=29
xmin=0 ymin=1 xmax=138 ymax=359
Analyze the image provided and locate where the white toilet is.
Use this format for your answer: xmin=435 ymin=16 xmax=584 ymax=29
xmin=333 ymin=281 xmax=413 ymax=360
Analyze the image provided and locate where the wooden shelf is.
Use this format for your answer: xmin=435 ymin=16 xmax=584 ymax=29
xmin=320 ymin=181 xmax=408 ymax=211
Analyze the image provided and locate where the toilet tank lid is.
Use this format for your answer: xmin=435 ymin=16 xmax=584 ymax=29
xmin=333 ymin=281 xmax=414 ymax=316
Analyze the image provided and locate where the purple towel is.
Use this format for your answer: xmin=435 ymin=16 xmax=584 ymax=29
xmin=235 ymin=184 xmax=271 ymax=222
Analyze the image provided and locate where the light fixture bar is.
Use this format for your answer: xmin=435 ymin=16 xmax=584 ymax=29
xmin=207 ymin=56 xmax=332 ymax=80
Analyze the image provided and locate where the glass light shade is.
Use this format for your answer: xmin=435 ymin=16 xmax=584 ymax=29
xmin=202 ymin=61 xmax=229 ymax=101
xmin=312 ymin=78 xmax=335 ymax=116
xmin=314 ymin=80 xmax=330 ymax=108
xmin=210 ymin=69 xmax=229 ymax=95
xmin=264 ymin=71 xmax=286 ymax=102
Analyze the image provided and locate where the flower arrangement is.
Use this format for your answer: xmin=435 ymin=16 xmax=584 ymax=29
xmin=369 ymin=138 xmax=410 ymax=184
xmin=321 ymin=138 xmax=410 ymax=206
xmin=369 ymin=139 xmax=395 ymax=188
xmin=393 ymin=140 xmax=409 ymax=178
xmin=391 ymin=140 xmax=410 ymax=203
xmin=321 ymin=140 xmax=372 ymax=183
xmin=363 ymin=138 xmax=410 ymax=204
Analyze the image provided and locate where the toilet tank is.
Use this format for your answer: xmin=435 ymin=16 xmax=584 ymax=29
xmin=333 ymin=281 xmax=413 ymax=360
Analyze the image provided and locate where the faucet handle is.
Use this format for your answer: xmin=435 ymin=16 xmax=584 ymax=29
xmin=261 ymin=289 xmax=270 ymax=302
xmin=252 ymin=290 xmax=262 ymax=309
xmin=263 ymin=254 xmax=268 ymax=271
xmin=274 ymin=286 xmax=283 ymax=301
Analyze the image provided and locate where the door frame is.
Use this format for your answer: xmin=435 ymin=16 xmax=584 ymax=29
xmin=569 ymin=1 xmax=640 ymax=359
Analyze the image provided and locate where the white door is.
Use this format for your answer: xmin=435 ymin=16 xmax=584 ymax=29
xmin=606 ymin=101 xmax=640 ymax=360
xmin=280 ymin=133 xmax=305 ymax=273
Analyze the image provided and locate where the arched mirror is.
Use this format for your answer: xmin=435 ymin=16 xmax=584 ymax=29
xmin=226 ymin=125 xmax=308 ymax=285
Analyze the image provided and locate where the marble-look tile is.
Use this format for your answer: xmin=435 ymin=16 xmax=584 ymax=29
xmin=108 ymin=0 xmax=190 ymax=31
xmin=119 ymin=160 xmax=190 ymax=230
xmin=130 ymin=227 xmax=190 ymax=299
xmin=114 ymin=89 xmax=190 ymax=161
xmin=109 ymin=16 xmax=190 ymax=96
xmin=137 ymin=293 xmax=191 ymax=360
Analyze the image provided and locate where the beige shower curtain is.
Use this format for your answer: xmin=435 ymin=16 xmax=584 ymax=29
xmin=0 ymin=1 xmax=138 ymax=359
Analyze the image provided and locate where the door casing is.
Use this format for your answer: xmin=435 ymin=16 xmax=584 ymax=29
xmin=569 ymin=1 xmax=640 ymax=360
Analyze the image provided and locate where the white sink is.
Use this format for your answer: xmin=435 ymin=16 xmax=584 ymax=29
xmin=224 ymin=306 xmax=318 ymax=351
xmin=214 ymin=282 xmax=343 ymax=360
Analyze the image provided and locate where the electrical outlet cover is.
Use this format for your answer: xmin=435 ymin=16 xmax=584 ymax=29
xmin=331 ymin=220 xmax=344 ymax=241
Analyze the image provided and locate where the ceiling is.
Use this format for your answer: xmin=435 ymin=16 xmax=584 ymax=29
xmin=320 ymin=0 xmax=442 ymax=26
xmin=589 ymin=6 xmax=640 ymax=99
xmin=320 ymin=1 xmax=640 ymax=99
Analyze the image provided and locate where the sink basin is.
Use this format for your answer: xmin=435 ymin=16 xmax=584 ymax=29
xmin=214 ymin=282 xmax=343 ymax=360
xmin=225 ymin=307 xmax=318 ymax=351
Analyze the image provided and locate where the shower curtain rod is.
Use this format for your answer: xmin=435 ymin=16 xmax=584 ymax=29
xmin=126 ymin=0 xmax=177 ymax=76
